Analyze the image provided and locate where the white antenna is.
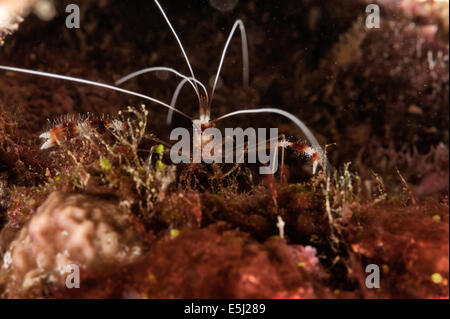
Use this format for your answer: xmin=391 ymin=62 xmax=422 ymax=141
xmin=115 ymin=66 xmax=208 ymax=101
xmin=214 ymin=107 xmax=325 ymax=159
xmin=0 ymin=65 xmax=193 ymax=121
xmin=211 ymin=19 xmax=249 ymax=103
xmin=167 ymin=77 xmax=193 ymax=125
xmin=153 ymin=0 xmax=200 ymax=93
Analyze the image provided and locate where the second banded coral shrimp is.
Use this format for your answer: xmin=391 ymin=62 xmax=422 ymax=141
xmin=38 ymin=114 xmax=129 ymax=150
xmin=0 ymin=0 xmax=329 ymax=176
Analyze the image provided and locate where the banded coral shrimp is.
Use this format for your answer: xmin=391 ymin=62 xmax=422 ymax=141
xmin=0 ymin=0 xmax=330 ymax=176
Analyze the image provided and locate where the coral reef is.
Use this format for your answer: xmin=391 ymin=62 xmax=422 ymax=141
xmin=0 ymin=0 xmax=448 ymax=299
xmin=297 ymin=1 xmax=449 ymax=196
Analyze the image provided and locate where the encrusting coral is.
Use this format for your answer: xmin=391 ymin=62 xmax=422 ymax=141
xmin=0 ymin=191 xmax=145 ymax=297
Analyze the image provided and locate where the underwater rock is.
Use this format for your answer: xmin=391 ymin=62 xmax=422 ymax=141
xmin=0 ymin=191 xmax=145 ymax=297
xmin=298 ymin=8 xmax=449 ymax=194
xmin=135 ymin=224 xmax=329 ymax=298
